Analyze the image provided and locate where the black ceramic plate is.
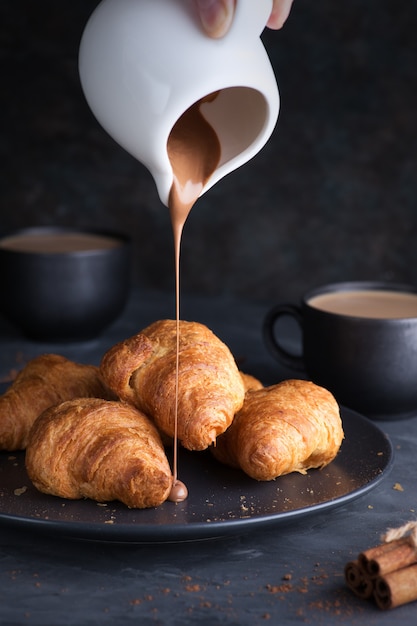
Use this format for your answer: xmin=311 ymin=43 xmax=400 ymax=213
xmin=0 ymin=408 xmax=392 ymax=543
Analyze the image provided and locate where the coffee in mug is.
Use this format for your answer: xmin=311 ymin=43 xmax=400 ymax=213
xmin=263 ymin=281 xmax=417 ymax=420
xmin=307 ymin=289 xmax=417 ymax=319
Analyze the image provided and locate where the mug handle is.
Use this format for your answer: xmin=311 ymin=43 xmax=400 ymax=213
xmin=262 ymin=304 xmax=304 ymax=371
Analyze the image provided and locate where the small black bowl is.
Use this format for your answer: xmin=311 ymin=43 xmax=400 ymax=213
xmin=0 ymin=226 xmax=131 ymax=342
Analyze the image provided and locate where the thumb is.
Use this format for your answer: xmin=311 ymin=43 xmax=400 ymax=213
xmin=195 ymin=0 xmax=236 ymax=38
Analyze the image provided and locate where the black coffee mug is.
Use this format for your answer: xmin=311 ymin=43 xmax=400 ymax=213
xmin=263 ymin=281 xmax=417 ymax=420
xmin=0 ymin=226 xmax=131 ymax=342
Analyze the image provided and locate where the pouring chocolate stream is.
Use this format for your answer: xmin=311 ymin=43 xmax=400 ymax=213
xmin=166 ymin=92 xmax=221 ymax=502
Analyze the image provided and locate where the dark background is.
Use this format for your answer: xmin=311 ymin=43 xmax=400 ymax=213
xmin=1 ymin=0 xmax=416 ymax=304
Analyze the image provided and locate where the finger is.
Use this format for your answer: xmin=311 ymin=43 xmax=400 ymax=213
xmin=196 ymin=0 xmax=236 ymax=38
xmin=267 ymin=0 xmax=294 ymax=29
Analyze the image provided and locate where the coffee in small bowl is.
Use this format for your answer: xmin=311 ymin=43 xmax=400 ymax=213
xmin=0 ymin=226 xmax=131 ymax=342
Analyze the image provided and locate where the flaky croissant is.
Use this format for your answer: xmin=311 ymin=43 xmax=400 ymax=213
xmin=212 ymin=379 xmax=344 ymax=480
xmin=0 ymin=354 xmax=115 ymax=451
xmin=100 ymin=319 xmax=245 ymax=451
xmin=25 ymin=397 xmax=173 ymax=509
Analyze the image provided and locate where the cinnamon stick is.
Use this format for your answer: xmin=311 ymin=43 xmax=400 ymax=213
xmin=374 ymin=563 xmax=417 ymax=610
xmin=344 ymin=560 xmax=373 ymax=599
xmin=367 ymin=537 xmax=417 ymax=578
xmin=358 ymin=537 xmax=409 ymax=572
xmin=346 ymin=522 xmax=417 ymax=609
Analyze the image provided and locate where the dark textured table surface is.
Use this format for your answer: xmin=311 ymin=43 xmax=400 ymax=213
xmin=0 ymin=288 xmax=416 ymax=626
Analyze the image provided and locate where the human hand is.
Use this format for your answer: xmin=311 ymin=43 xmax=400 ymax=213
xmin=195 ymin=0 xmax=294 ymax=39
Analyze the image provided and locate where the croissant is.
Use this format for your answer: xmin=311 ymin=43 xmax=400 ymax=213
xmin=100 ymin=319 xmax=245 ymax=451
xmin=212 ymin=379 xmax=344 ymax=480
xmin=25 ymin=397 xmax=173 ymax=509
xmin=0 ymin=353 xmax=115 ymax=451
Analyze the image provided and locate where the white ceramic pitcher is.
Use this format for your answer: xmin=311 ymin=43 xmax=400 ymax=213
xmin=79 ymin=0 xmax=279 ymax=207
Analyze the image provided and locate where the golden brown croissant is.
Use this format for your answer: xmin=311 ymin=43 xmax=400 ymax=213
xmin=212 ymin=379 xmax=344 ymax=480
xmin=100 ymin=319 xmax=245 ymax=451
xmin=25 ymin=397 xmax=172 ymax=509
xmin=0 ymin=354 xmax=115 ymax=451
